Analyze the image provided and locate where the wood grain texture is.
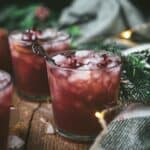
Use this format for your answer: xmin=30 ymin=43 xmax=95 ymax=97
xmin=27 ymin=103 xmax=91 ymax=150
xmin=10 ymin=95 xmax=91 ymax=150
xmin=10 ymin=94 xmax=39 ymax=149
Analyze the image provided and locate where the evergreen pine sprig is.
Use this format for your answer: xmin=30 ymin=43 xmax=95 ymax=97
xmin=120 ymin=50 xmax=150 ymax=103
xmin=0 ymin=5 xmax=59 ymax=30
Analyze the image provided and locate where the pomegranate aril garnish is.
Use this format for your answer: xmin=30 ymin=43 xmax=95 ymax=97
xmin=102 ymin=53 xmax=108 ymax=60
xmin=52 ymin=51 xmax=121 ymax=70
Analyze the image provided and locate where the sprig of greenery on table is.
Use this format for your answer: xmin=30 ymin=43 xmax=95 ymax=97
xmin=120 ymin=53 xmax=150 ymax=103
xmin=0 ymin=5 xmax=59 ymax=30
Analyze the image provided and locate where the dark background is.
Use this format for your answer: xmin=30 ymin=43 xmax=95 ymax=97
xmin=0 ymin=0 xmax=150 ymax=14
xmin=0 ymin=0 xmax=149 ymax=31
xmin=0 ymin=0 xmax=149 ymax=16
xmin=131 ymin=0 xmax=149 ymax=19
xmin=0 ymin=0 xmax=72 ymax=11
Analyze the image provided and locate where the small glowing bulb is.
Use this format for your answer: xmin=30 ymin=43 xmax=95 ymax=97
xmin=95 ymin=111 xmax=105 ymax=119
xmin=95 ymin=111 xmax=107 ymax=131
xmin=120 ymin=30 xmax=132 ymax=39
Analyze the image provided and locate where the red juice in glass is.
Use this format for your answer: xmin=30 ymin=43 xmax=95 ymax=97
xmin=46 ymin=50 xmax=122 ymax=141
xmin=9 ymin=29 xmax=70 ymax=100
xmin=0 ymin=29 xmax=12 ymax=73
xmin=0 ymin=70 xmax=13 ymax=150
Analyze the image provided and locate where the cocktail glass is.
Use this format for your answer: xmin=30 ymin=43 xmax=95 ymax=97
xmin=46 ymin=50 xmax=122 ymax=141
xmin=9 ymin=29 xmax=70 ymax=101
xmin=0 ymin=29 xmax=12 ymax=73
xmin=0 ymin=70 xmax=13 ymax=150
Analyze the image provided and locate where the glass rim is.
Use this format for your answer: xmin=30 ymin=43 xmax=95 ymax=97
xmin=9 ymin=29 xmax=71 ymax=46
xmin=46 ymin=50 xmax=122 ymax=71
xmin=0 ymin=70 xmax=12 ymax=91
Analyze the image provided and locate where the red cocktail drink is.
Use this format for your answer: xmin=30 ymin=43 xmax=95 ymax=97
xmin=0 ymin=70 xmax=13 ymax=150
xmin=0 ymin=29 xmax=12 ymax=73
xmin=46 ymin=50 xmax=121 ymax=141
xmin=9 ymin=29 xmax=70 ymax=100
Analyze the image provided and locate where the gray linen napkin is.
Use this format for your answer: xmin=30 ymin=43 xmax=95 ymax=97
xmin=59 ymin=0 xmax=144 ymax=44
xmin=90 ymin=103 xmax=150 ymax=150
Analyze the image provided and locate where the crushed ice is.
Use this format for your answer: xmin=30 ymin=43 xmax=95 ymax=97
xmin=68 ymin=71 xmax=91 ymax=82
xmin=52 ymin=54 xmax=66 ymax=65
xmin=40 ymin=117 xmax=55 ymax=134
xmin=78 ymin=64 xmax=94 ymax=70
xmin=8 ymin=135 xmax=24 ymax=149
xmin=75 ymin=50 xmax=91 ymax=57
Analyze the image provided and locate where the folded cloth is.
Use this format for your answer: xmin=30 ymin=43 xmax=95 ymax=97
xmin=59 ymin=0 xmax=144 ymax=44
xmin=90 ymin=103 xmax=150 ymax=150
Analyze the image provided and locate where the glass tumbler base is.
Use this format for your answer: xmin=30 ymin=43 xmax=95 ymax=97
xmin=17 ymin=90 xmax=50 ymax=102
xmin=56 ymin=128 xmax=97 ymax=142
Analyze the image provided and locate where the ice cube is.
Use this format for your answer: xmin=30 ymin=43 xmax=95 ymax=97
xmin=68 ymin=71 xmax=91 ymax=82
xmin=83 ymin=58 xmax=92 ymax=64
xmin=107 ymin=61 xmax=117 ymax=68
xmin=52 ymin=54 xmax=66 ymax=65
xmin=8 ymin=135 xmax=24 ymax=149
xmin=75 ymin=50 xmax=91 ymax=57
xmin=39 ymin=29 xmax=57 ymax=39
xmin=83 ymin=57 xmax=103 ymax=65
xmin=78 ymin=63 xmax=99 ymax=70
xmin=56 ymin=32 xmax=68 ymax=41
xmin=40 ymin=117 xmax=55 ymax=134
xmin=78 ymin=64 xmax=92 ymax=70
xmin=46 ymin=123 xmax=55 ymax=134
xmin=12 ymin=33 xmax=22 ymax=40
xmin=0 ymin=71 xmax=11 ymax=90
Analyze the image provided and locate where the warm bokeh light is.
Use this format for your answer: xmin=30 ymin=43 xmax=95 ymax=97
xmin=95 ymin=111 xmax=107 ymax=131
xmin=95 ymin=111 xmax=105 ymax=119
xmin=120 ymin=30 xmax=132 ymax=39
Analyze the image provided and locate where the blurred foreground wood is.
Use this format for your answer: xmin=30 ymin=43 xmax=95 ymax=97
xmin=10 ymin=94 xmax=91 ymax=150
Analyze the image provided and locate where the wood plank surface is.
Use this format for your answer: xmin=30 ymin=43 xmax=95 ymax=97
xmin=27 ymin=103 xmax=91 ymax=150
xmin=10 ymin=94 xmax=40 ymax=149
xmin=10 ymin=95 xmax=91 ymax=150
